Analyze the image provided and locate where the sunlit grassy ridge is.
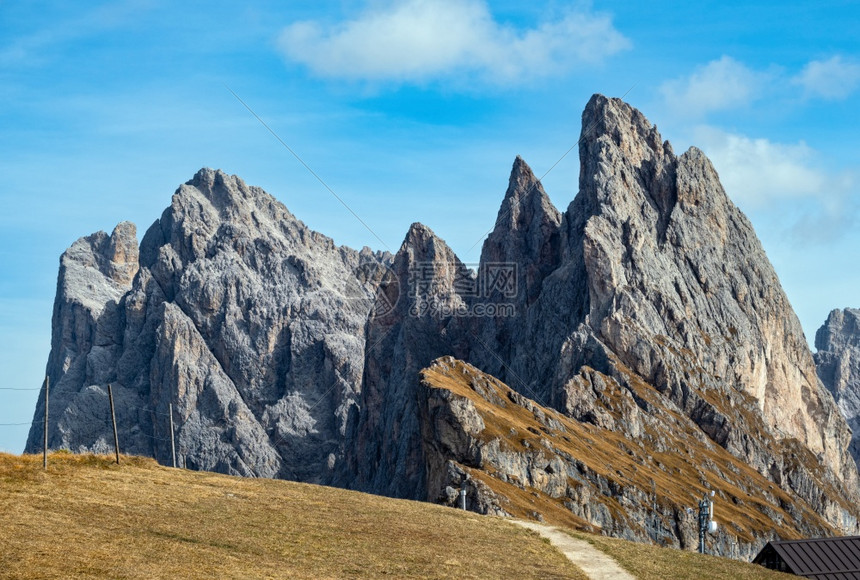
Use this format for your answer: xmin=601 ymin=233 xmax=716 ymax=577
xmin=0 ymin=452 xmax=584 ymax=579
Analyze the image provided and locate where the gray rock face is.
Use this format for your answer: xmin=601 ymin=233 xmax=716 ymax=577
xmin=346 ymin=222 xmax=475 ymax=497
xmin=29 ymin=169 xmax=389 ymax=480
xmin=28 ymin=94 xmax=860 ymax=550
xmin=26 ymin=222 xmax=140 ymax=455
xmin=468 ymin=156 xmax=562 ymax=389
xmin=816 ymin=308 xmax=860 ymax=470
xmin=480 ymin=155 xmax=562 ymax=305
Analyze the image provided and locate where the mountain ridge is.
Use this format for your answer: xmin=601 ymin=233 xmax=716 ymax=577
xmin=27 ymin=94 xmax=860 ymax=556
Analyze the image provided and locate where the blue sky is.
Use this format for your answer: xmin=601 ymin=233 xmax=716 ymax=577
xmin=1 ymin=1 xmax=858 ymax=453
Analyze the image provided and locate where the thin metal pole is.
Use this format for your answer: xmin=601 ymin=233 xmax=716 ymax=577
xmin=108 ymin=384 xmax=120 ymax=464
xmin=43 ymin=376 xmax=49 ymax=470
xmin=169 ymin=403 xmax=177 ymax=468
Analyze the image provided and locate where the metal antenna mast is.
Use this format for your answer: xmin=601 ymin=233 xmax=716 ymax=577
xmin=698 ymin=491 xmax=717 ymax=554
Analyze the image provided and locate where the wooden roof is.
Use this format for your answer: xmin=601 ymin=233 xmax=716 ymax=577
xmin=754 ymin=537 xmax=860 ymax=579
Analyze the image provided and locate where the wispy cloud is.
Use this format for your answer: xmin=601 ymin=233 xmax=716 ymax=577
xmin=0 ymin=1 xmax=154 ymax=67
xmin=277 ymin=0 xmax=630 ymax=85
xmin=694 ymin=125 xmax=858 ymax=242
xmin=792 ymin=55 xmax=860 ymax=100
xmin=662 ymin=54 xmax=860 ymax=116
xmin=659 ymin=56 xmax=770 ymax=118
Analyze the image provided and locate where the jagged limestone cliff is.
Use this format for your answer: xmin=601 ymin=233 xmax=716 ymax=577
xmin=25 ymin=222 xmax=139 ymax=455
xmin=28 ymin=95 xmax=860 ymax=555
xmin=29 ymin=169 xmax=390 ymax=480
xmin=469 ymin=96 xmax=854 ymax=489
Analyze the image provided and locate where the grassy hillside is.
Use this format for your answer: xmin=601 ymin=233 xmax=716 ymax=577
xmin=0 ymin=453 xmax=790 ymax=579
xmin=0 ymin=452 xmax=583 ymax=579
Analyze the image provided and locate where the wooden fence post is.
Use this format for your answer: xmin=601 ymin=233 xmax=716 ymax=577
xmin=169 ymin=403 xmax=177 ymax=468
xmin=108 ymin=384 xmax=120 ymax=464
xmin=43 ymin=376 xmax=49 ymax=470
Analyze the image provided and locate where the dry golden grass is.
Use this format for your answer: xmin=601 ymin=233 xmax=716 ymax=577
xmin=0 ymin=452 xmax=586 ymax=579
xmin=566 ymin=530 xmax=795 ymax=580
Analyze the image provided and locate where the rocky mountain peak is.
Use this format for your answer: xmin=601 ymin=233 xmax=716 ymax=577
xmin=402 ymin=221 xmax=437 ymax=249
xmin=502 ymin=155 xmax=543 ymax=204
xmin=817 ymin=308 xmax=860 ymax=352
xmin=581 ymin=94 xmax=668 ymax=164
xmin=398 ymin=223 xmax=468 ymax=282
xmin=509 ymin=153 xmax=531 ymax=178
xmin=177 ymin=167 xmax=267 ymax=216
xmin=815 ymin=308 xmax=860 ymax=470
xmin=575 ymin=94 xmax=677 ymax=234
xmin=493 ymin=156 xmax=560 ymax=233
xmin=394 ymin=222 xmax=471 ymax=308
xmin=550 ymin=94 xmax=858 ymax=491
xmin=59 ymin=222 xmax=139 ymax=314
xmin=480 ymin=157 xmax=562 ymax=304
xmin=185 ymin=167 xmax=237 ymax=195
xmin=25 ymin=219 xmax=141 ymax=456
xmin=674 ymin=146 xmax=730 ymax=209
xmin=177 ymin=167 xmax=246 ymax=214
xmin=161 ymin=167 xmax=312 ymax=255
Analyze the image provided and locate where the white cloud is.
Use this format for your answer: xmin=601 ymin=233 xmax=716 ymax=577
xmin=660 ymin=56 xmax=770 ymax=118
xmin=693 ymin=126 xmax=858 ymax=242
xmin=693 ymin=126 xmax=824 ymax=206
xmin=793 ymin=55 xmax=860 ymax=100
xmin=278 ymin=0 xmax=630 ymax=84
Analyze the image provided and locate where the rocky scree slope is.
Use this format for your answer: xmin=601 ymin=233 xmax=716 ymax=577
xmin=815 ymin=308 xmax=860 ymax=471
xmin=28 ymin=95 xmax=860 ymax=554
